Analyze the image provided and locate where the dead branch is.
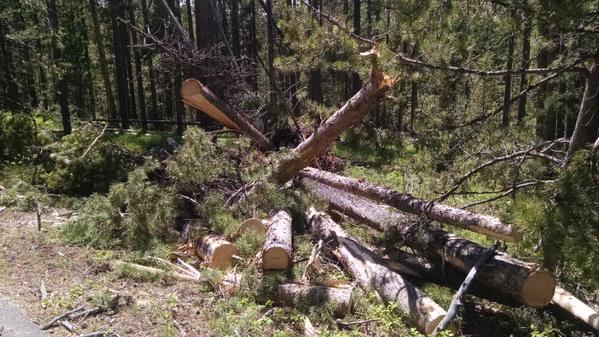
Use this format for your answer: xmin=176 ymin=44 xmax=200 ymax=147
xmin=80 ymin=123 xmax=108 ymax=159
xmin=41 ymin=306 xmax=85 ymax=330
xmin=461 ymin=180 xmax=555 ymax=209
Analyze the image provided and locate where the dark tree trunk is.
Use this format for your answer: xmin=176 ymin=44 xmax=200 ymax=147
xmin=0 ymin=12 xmax=21 ymax=111
xmin=266 ymin=0 xmax=277 ymax=109
xmin=351 ymin=0 xmax=361 ymax=94
xmin=128 ymin=4 xmax=148 ymax=132
xmin=47 ymin=0 xmax=71 ymax=133
xmin=195 ymin=0 xmax=219 ymax=49
xmin=90 ymin=0 xmax=117 ymax=120
xmin=410 ymin=80 xmax=417 ymax=131
xmin=517 ymin=4 xmax=531 ymax=124
xmin=231 ymin=0 xmax=240 ymax=56
xmin=502 ymin=29 xmax=515 ymax=128
xmin=185 ymin=0 xmax=195 ymax=45
xmin=307 ymin=0 xmax=323 ymax=104
xmin=139 ymin=0 xmax=158 ymax=120
xmin=110 ymin=0 xmax=131 ymax=129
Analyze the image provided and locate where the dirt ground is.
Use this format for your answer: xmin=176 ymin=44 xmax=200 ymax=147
xmin=0 ymin=208 xmax=213 ymax=337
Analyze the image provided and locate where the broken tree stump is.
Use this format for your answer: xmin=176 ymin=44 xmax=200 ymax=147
xmin=277 ymin=282 xmax=353 ymax=317
xmin=300 ymin=168 xmax=521 ymax=242
xmin=303 ymin=179 xmax=555 ymax=307
xmin=196 ymin=235 xmax=238 ymax=269
xmin=263 ymin=210 xmax=293 ymax=270
xmin=307 ymin=208 xmax=447 ymax=335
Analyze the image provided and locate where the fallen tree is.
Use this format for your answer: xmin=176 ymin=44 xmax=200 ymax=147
xmin=300 ymin=167 xmax=521 ymax=242
xmin=307 ymin=208 xmax=447 ymax=335
xmin=263 ymin=210 xmax=293 ymax=270
xmin=277 ymin=282 xmax=353 ymax=317
xmin=303 ymin=179 xmax=555 ymax=307
xmin=551 ymin=286 xmax=599 ymax=332
xmin=196 ymin=235 xmax=238 ymax=269
xmin=271 ymin=51 xmax=395 ymax=183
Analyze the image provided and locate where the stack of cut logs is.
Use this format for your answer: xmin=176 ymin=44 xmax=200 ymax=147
xmin=126 ymin=10 xmax=598 ymax=331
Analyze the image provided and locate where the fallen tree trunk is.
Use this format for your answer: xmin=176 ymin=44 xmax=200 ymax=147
xmin=277 ymin=282 xmax=353 ymax=317
xmin=263 ymin=210 xmax=293 ymax=270
xmin=307 ymin=209 xmax=447 ymax=335
xmin=303 ymin=179 xmax=555 ymax=307
xmin=551 ymin=286 xmax=599 ymax=331
xmin=272 ymin=51 xmax=394 ymax=183
xmin=181 ymin=79 xmax=273 ymax=152
xmin=300 ymin=167 xmax=521 ymax=242
xmin=196 ymin=235 xmax=238 ymax=269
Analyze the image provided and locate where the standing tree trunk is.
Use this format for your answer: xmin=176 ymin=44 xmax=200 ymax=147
xmin=517 ymin=3 xmax=532 ymax=124
xmin=502 ymin=29 xmax=515 ymax=128
xmin=47 ymin=0 xmax=71 ymax=134
xmin=139 ymin=0 xmax=158 ymax=120
xmin=128 ymin=4 xmax=148 ymax=132
xmin=185 ymin=0 xmax=195 ymax=45
xmin=195 ymin=0 xmax=219 ymax=49
xmin=0 ymin=14 xmax=21 ymax=110
xmin=110 ymin=0 xmax=131 ymax=129
xmin=230 ymin=0 xmax=240 ymax=56
xmin=351 ymin=0 xmax=361 ymax=94
xmin=307 ymin=209 xmax=447 ymax=334
xmin=565 ymin=62 xmax=599 ymax=163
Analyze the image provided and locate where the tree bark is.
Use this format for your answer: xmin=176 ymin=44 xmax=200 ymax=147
xmin=47 ymin=0 xmax=71 ymax=133
xmin=502 ymin=28 xmax=515 ymax=128
xmin=230 ymin=0 xmax=240 ymax=56
xmin=195 ymin=0 xmax=219 ymax=49
xmin=565 ymin=62 xmax=599 ymax=163
xmin=272 ymin=55 xmax=393 ymax=183
xmin=300 ymin=168 xmax=520 ymax=241
xmin=263 ymin=210 xmax=293 ymax=270
xmin=185 ymin=0 xmax=195 ymax=45
xmin=277 ymin=282 xmax=353 ymax=317
xmin=110 ymin=0 xmax=131 ymax=129
xmin=517 ymin=3 xmax=532 ymax=124
xmin=307 ymin=209 xmax=447 ymax=334
xmin=139 ymin=0 xmax=158 ymax=120
xmin=127 ymin=3 xmax=148 ymax=132
xmin=196 ymin=234 xmax=237 ymax=269
xmin=303 ymin=179 xmax=555 ymax=307
xmin=551 ymin=286 xmax=599 ymax=331
xmin=180 ymin=78 xmax=274 ymax=151
xmin=0 ymin=13 xmax=20 ymax=111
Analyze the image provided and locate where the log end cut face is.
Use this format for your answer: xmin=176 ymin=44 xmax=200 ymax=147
xmin=208 ymin=243 xmax=238 ymax=269
xmin=522 ymin=269 xmax=556 ymax=307
xmin=426 ymin=314 xmax=447 ymax=336
xmin=238 ymin=218 xmax=268 ymax=236
xmin=263 ymin=246 xmax=292 ymax=270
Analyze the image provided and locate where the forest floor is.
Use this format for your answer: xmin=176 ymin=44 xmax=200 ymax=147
xmin=0 ymin=208 xmax=213 ymax=337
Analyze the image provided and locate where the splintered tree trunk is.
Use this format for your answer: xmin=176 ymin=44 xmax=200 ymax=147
xmin=180 ymin=79 xmax=273 ymax=151
xmin=565 ymin=62 xmax=599 ymax=163
xmin=307 ymin=209 xmax=447 ymax=335
xmin=272 ymin=56 xmax=393 ymax=183
xmin=303 ymin=179 xmax=555 ymax=307
xmin=277 ymin=282 xmax=353 ymax=317
xmin=300 ymin=168 xmax=520 ymax=241
xmin=263 ymin=210 xmax=293 ymax=270
xmin=196 ymin=235 xmax=237 ymax=269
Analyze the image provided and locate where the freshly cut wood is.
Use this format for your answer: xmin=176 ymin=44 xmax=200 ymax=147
xmin=263 ymin=210 xmax=293 ymax=270
xmin=277 ymin=282 xmax=353 ymax=317
xmin=300 ymin=167 xmax=521 ymax=242
xmin=272 ymin=52 xmax=394 ymax=183
xmin=551 ymin=286 xmax=599 ymax=331
xmin=307 ymin=209 xmax=447 ymax=335
xmin=303 ymin=179 xmax=555 ymax=307
xmin=181 ymin=79 xmax=273 ymax=152
xmin=196 ymin=235 xmax=238 ymax=269
xmin=235 ymin=218 xmax=268 ymax=237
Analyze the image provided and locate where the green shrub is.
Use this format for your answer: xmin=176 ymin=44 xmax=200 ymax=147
xmin=0 ymin=180 xmax=47 ymax=211
xmin=62 ymin=162 xmax=177 ymax=250
xmin=0 ymin=111 xmax=37 ymax=162
xmin=43 ymin=124 xmax=132 ymax=196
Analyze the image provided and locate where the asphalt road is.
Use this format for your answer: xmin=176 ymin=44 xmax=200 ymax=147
xmin=0 ymin=297 xmax=49 ymax=337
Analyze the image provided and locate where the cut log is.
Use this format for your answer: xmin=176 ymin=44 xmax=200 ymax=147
xmin=552 ymin=286 xmax=599 ymax=331
xmin=181 ymin=79 xmax=273 ymax=152
xmin=196 ymin=234 xmax=238 ymax=269
xmin=263 ymin=210 xmax=293 ymax=270
xmin=307 ymin=209 xmax=447 ymax=335
xmin=272 ymin=52 xmax=394 ymax=183
xmin=303 ymin=179 xmax=555 ymax=307
xmin=300 ymin=167 xmax=521 ymax=242
xmin=235 ymin=218 xmax=268 ymax=238
xmin=277 ymin=282 xmax=353 ymax=317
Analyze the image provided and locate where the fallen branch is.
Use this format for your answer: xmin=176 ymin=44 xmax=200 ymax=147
xmin=80 ymin=123 xmax=108 ymax=159
xmin=303 ymin=180 xmax=555 ymax=307
xmin=551 ymin=286 xmax=599 ymax=332
xmin=307 ymin=208 xmax=447 ymax=334
xmin=41 ymin=306 xmax=85 ymax=330
xmin=302 ymin=240 xmax=323 ymax=282
xmin=301 ymin=168 xmax=521 ymax=242
xmin=433 ymin=242 xmax=500 ymax=334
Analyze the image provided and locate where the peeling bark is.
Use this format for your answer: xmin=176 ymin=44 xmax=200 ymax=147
xmin=307 ymin=209 xmax=447 ymax=334
xmin=303 ymin=179 xmax=555 ymax=307
xmin=300 ymin=168 xmax=521 ymax=241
